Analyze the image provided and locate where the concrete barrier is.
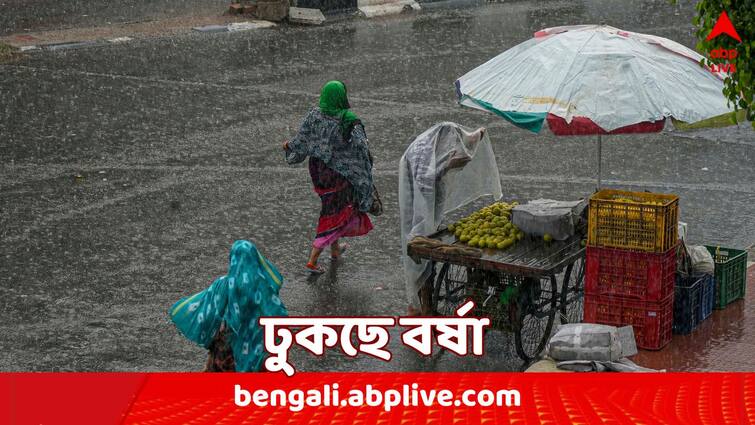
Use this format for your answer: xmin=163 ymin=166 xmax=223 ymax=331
xmin=292 ymin=0 xmax=358 ymax=14
xmin=291 ymin=0 xmax=419 ymax=17
xmin=358 ymin=0 xmax=419 ymax=17
xmin=289 ymin=7 xmax=327 ymax=25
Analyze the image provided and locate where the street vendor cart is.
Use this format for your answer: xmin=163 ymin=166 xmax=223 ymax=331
xmin=407 ymin=230 xmax=585 ymax=363
xmin=399 ymin=122 xmax=587 ymax=365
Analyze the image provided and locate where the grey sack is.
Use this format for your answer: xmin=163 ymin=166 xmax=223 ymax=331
xmin=547 ymin=323 xmax=637 ymax=362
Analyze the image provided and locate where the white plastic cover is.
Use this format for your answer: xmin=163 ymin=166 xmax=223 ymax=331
xmin=399 ymin=122 xmax=502 ymax=308
xmin=512 ymin=199 xmax=587 ymax=240
xmin=456 ymin=25 xmax=733 ymax=132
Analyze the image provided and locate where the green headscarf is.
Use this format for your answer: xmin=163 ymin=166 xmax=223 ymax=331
xmin=319 ymin=80 xmax=359 ymax=136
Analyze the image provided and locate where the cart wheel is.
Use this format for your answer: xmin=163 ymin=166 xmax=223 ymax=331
xmin=514 ymin=275 xmax=558 ymax=363
xmin=432 ymin=263 xmax=469 ymax=316
xmin=418 ymin=262 xmax=436 ymax=316
xmin=558 ymin=257 xmax=585 ymax=324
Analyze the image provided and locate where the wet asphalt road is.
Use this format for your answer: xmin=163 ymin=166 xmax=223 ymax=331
xmin=1 ymin=0 xmax=754 ymax=372
xmin=0 ymin=0 xmax=228 ymax=36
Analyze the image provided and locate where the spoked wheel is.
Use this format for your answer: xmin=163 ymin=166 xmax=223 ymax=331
xmin=558 ymin=257 xmax=585 ymax=324
xmin=432 ymin=263 xmax=470 ymax=316
xmin=514 ymin=275 xmax=558 ymax=363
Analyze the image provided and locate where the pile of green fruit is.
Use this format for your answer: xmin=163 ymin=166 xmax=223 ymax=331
xmin=448 ymin=202 xmax=525 ymax=250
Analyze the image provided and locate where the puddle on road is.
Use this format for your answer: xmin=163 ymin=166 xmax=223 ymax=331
xmin=632 ymin=267 xmax=754 ymax=371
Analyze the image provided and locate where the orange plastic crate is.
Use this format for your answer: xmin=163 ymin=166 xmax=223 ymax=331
xmin=588 ymin=189 xmax=679 ymax=253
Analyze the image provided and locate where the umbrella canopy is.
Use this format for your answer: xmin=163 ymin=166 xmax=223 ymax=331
xmin=455 ymin=25 xmax=735 ymax=135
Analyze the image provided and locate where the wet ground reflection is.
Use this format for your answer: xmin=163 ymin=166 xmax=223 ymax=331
xmin=632 ymin=267 xmax=754 ymax=371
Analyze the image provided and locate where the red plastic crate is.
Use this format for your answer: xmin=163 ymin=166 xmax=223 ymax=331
xmin=585 ymin=244 xmax=677 ymax=301
xmin=584 ymin=294 xmax=673 ymax=350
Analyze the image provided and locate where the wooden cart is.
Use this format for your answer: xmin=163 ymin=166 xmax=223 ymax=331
xmin=407 ymin=228 xmax=586 ymax=364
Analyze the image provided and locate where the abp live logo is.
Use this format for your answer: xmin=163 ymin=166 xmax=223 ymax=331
xmin=706 ymin=10 xmax=741 ymax=73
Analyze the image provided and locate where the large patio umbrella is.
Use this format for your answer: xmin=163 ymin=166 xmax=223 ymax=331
xmin=455 ymin=24 xmax=737 ymax=187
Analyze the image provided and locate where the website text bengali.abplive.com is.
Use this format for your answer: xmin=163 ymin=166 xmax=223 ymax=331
xmin=235 ymin=383 xmax=521 ymax=412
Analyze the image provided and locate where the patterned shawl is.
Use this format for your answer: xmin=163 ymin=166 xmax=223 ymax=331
xmin=170 ymin=240 xmax=287 ymax=372
xmin=285 ymin=108 xmax=374 ymax=212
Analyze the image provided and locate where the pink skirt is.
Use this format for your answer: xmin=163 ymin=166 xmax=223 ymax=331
xmin=313 ymin=211 xmax=373 ymax=249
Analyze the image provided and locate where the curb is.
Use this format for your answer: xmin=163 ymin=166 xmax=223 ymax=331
xmin=193 ymin=20 xmax=276 ymax=33
xmin=357 ymin=0 xmax=420 ymax=18
xmin=418 ymin=0 xmax=483 ymax=11
xmin=294 ymin=0 xmax=423 ymax=19
xmin=6 ymin=0 xmax=476 ymax=54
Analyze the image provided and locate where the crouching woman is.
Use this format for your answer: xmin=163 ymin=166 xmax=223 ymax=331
xmin=170 ymin=240 xmax=287 ymax=372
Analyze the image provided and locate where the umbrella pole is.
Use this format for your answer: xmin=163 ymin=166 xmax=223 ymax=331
xmin=596 ymin=134 xmax=602 ymax=190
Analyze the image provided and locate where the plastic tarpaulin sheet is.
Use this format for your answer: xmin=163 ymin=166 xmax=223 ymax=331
xmin=511 ymin=199 xmax=586 ymax=241
xmin=556 ymin=358 xmax=659 ymax=372
xmin=455 ymin=25 xmax=733 ymax=133
xmin=399 ymin=122 xmax=502 ymax=308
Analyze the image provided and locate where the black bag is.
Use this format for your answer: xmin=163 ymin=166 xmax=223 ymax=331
xmin=366 ymin=144 xmax=382 ymax=216
xmin=369 ymin=185 xmax=383 ymax=216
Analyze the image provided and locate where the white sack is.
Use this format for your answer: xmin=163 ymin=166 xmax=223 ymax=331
xmin=688 ymin=245 xmax=715 ymax=275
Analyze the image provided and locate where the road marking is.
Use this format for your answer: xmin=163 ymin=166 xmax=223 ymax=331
xmin=43 ymin=40 xmax=101 ymax=51
xmin=227 ymin=21 xmax=276 ymax=32
xmin=2 ymin=64 xmax=473 ymax=114
xmin=3 ymin=64 xmax=751 ymax=147
xmin=1 ymin=172 xmax=205 ymax=244
xmin=108 ymin=37 xmax=133 ymax=43
xmin=4 ymin=163 xmax=753 ymax=245
xmin=3 ymin=163 xmax=755 ymax=194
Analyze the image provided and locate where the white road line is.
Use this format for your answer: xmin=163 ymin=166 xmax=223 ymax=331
xmin=3 ymin=64 xmax=467 ymax=114
xmin=3 ymin=163 xmax=755 ymax=194
xmin=1 ymin=169 xmax=753 ymax=245
xmin=0 ymin=164 xmax=755 ymax=194
xmin=1 ymin=172 xmax=205 ymax=244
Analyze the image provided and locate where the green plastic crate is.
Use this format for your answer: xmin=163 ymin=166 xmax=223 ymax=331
xmin=705 ymin=245 xmax=748 ymax=309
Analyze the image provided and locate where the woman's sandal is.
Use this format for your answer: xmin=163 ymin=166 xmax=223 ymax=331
xmin=407 ymin=305 xmax=423 ymax=316
xmin=331 ymin=243 xmax=348 ymax=259
xmin=306 ymin=262 xmax=326 ymax=274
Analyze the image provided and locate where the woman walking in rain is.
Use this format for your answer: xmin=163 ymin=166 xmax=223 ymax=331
xmin=284 ymin=81 xmax=376 ymax=274
xmin=170 ymin=240 xmax=287 ymax=372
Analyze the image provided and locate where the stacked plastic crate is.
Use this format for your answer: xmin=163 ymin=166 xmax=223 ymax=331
xmin=705 ymin=245 xmax=749 ymax=309
xmin=673 ymin=273 xmax=715 ymax=335
xmin=583 ymin=189 xmax=679 ymax=350
xmin=672 ymin=244 xmax=747 ymax=335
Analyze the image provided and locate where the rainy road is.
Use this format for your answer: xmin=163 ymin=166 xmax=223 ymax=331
xmin=0 ymin=0 xmax=229 ymax=36
xmin=1 ymin=0 xmax=754 ymax=372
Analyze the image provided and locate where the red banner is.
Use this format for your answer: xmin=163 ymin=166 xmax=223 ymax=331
xmin=2 ymin=373 xmax=754 ymax=424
